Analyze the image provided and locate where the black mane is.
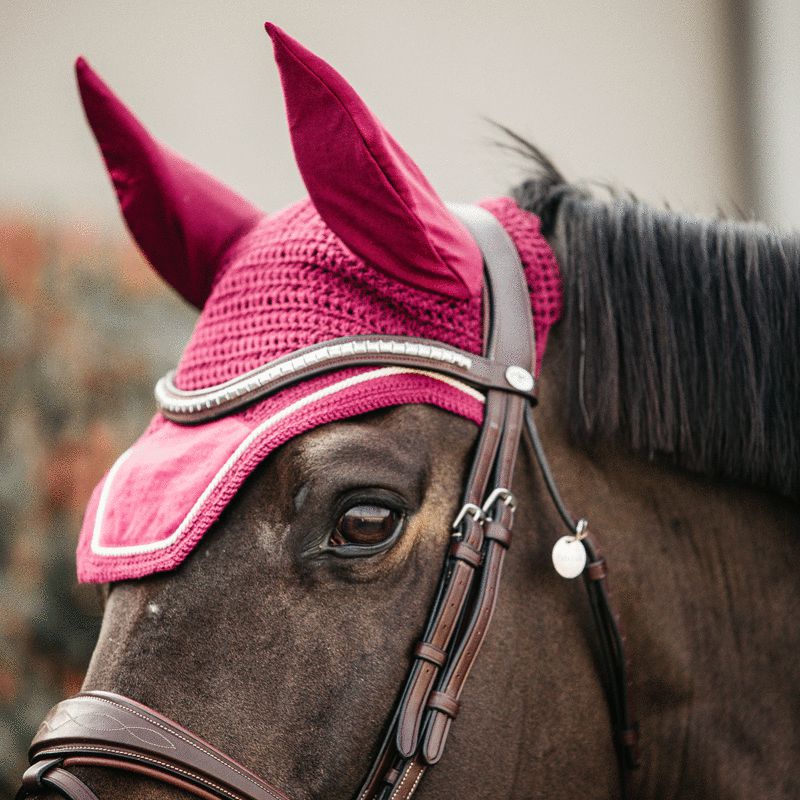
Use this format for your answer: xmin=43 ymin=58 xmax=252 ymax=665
xmin=507 ymin=133 xmax=800 ymax=499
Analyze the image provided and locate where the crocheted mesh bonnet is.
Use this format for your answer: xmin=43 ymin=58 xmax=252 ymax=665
xmin=74 ymin=27 xmax=562 ymax=583
xmin=175 ymin=196 xmax=560 ymax=394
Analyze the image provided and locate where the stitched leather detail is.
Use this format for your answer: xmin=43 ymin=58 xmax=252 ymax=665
xmin=37 ymin=748 xmax=241 ymax=800
xmin=69 ymin=695 xmax=264 ymax=789
xmin=388 ymin=760 xmax=425 ymax=800
xmin=68 ymin=756 xmax=231 ymax=800
xmin=25 ymin=693 xmax=291 ymax=800
xmin=420 ymin=392 xmax=525 ymax=766
xmin=394 ymin=508 xmax=491 ymax=758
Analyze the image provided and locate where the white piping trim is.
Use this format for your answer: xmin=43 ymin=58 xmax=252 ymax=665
xmin=90 ymin=367 xmax=484 ymax=557
xmin=92 ymin=448 xmax=134 ymax=554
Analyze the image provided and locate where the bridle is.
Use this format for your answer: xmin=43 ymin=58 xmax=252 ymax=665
xmin=17 ymin=205 xmax=639 ymax=800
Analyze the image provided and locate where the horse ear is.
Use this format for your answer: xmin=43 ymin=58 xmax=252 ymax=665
xmin=75 ymin=58 xmax=263 ymax=309
xmin=264 ymin=24 xmax=483 ymax=300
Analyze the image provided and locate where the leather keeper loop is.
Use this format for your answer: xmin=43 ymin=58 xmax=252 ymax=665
xmin=427 ymin=691 xmax=460 ymax=719
xmin=449 ymin=540 xmax=482 ymax=568
xmin=483 ymin=520 xmax=512 ymax=548
xmin=22 ymin=758 xmax=62 ymax=790
xmin=587 ymin=558 xmax=607 ymax=581
xmin=414 ymin=641 xmax=447 ymax=667
xmin=621 ymin=728 xmax=639 ymax=746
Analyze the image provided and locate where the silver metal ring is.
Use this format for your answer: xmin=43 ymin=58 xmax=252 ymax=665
xmin=574 ymin=518 xmax=589 ymax=541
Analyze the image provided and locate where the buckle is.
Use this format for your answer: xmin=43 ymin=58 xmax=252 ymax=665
xmin=481 ymin=487 xmax=516 ymax=523
xmin=451 ymin=503 xmax=486 ymax=538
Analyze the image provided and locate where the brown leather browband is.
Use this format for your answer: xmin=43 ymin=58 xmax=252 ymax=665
xmin=17 ymin=205 xmax=638 ymax=800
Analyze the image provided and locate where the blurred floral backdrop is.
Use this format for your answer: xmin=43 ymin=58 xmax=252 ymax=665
xmin=0 ymin=217 xmax=195 ymax=797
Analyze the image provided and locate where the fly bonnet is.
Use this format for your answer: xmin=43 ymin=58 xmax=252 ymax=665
xmin=75 ymin=24 xmax=562 ymax=583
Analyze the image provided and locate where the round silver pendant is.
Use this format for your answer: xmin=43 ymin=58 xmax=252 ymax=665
xmin=551 ymin=535 xmax=587 ymax=579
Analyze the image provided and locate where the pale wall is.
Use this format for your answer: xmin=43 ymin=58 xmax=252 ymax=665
xmin=2 ymin=0 xmax=749 ymax=239
xmin=749 ymin=0 xmax=800 ymax=227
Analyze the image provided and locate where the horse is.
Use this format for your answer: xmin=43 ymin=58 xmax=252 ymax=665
xmin=17 ymin=22 xmax=800 ymax=800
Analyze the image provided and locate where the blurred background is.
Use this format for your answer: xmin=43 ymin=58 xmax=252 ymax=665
xmin=0 ymin=1 xmax=798 ymax=795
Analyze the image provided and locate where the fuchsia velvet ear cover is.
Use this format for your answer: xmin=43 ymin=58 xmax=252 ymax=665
xmin=73 ymin=26 xmax=563 ymax=583
xmin=76 ymin=58 xmax=263 ymax=309
xmin=265 ymin=23 xmax=484 ymax=300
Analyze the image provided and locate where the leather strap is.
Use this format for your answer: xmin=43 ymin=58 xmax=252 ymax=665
xmin=356 ymin=205 xmax=535 ymax=797
xmin=523 ymin=403 xmax=640 ymax=797
xmin=422 ymin=396 xmax=524 ymax=765
xmin=18 ymin=760 xmax=100 ymax=800
xmin=413 ymin=642 xmax=447 ymax=668
xmin=581 ymin=534 xmax=640 ymax=775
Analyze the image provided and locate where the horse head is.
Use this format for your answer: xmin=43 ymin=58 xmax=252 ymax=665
xmin=22 ymin=23 xmax=614 ymax=800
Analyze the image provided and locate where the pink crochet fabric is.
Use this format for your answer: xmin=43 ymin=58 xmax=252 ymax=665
xmin=175 ymin=196 xmax=559 ymax=394
xmin=76 ymin=196 xmax=562 ymax=583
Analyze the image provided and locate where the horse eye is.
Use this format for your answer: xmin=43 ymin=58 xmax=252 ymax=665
xmin=331 ymin=505 xmax=403 ymax=548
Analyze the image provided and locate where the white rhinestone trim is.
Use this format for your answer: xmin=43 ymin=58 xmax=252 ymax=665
xmin=155 ymin=338 xmax=474 ymax=416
